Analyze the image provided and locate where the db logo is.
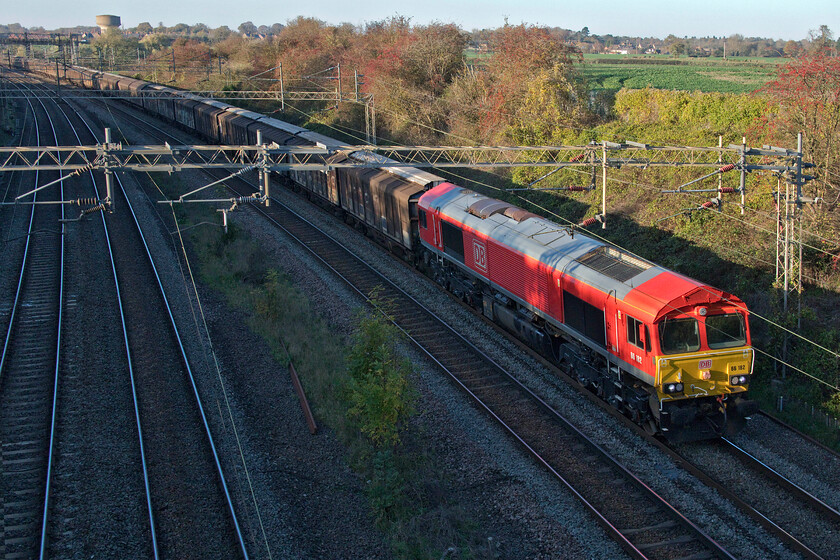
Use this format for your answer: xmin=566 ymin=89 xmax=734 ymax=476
xmin=698 ymin=359 xmax=713 ymax=369
xmin=473 ymin=240 xmax=488 ymax=273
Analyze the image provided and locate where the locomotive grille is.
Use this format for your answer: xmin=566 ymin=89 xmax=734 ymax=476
xmin=576 ymin=246 xmax=649 ymax=282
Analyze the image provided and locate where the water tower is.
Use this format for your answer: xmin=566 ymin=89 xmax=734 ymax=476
xmin=95 ymin=15 xmax=121 ymax=33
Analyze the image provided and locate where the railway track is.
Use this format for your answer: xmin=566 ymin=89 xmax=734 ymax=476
xmin=101 ymin=108 xmax=735 ymax=558
xmin=110 ymin=112 xmax=732 ymax=559
xmin=57 ymin=76 xmax=838 ymax=559
xmin=670 ymin=435 xmax=840 ymax=560
xmin=63 ymin=82 xmax=249 ymax=558
xmin=0 ymin=79 xmax=66 ymax=560
xmin=2 ymin=73 xmax=249 ymax=558
xmin=249 ymin=192 xmax=744 ymax=560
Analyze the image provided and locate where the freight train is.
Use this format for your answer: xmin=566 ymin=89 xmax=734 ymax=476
xmin=17 ymin=59 xmax=758 ymax=442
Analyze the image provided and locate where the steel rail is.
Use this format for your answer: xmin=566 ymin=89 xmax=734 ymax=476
xmin=63 ymin=102 xmax=250 ymax=559
xmin=721 ymin=437 xmax=840 ymax=521
xmin=0 ymin=82 xmax=40 ymax=378
xmin=25 ymin=73 xmax=163 ymax=558
xmin=23 ymin=75 xmax=69 ymax=560
xmin=86 ymin=85 xmax=736 ymax=560
xmin=757 ymin=410 xmax=840 ymax=460
xmin=0 ymin=75 xmax=66 ymax=560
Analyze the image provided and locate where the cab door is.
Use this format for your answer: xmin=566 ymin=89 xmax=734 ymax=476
xmin=624 ymin=312 xmax=651 ymax=374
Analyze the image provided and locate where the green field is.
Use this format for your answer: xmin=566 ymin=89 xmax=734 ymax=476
xmin=582 ymin=54 xmax=784 ymax=94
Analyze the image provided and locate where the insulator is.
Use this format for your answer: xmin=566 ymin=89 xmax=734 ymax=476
xmin=71 ymin=162 xmax=96 ymax=176
xmin=569 ymin=153 xmax=585 ymax=162
xmin=75 ymin=198 xmax=99 ymax=206
xmin=719 ymin=163 xmax=736 ymax=173
xmin=80 ymin=203 xmax=105 ymax=215
xmin=701 ymin=201 xmax=716 ymax=209
xmin=579 ymin=217 xmax=598 ymax=227
xmin=719 ymin=187 xmax=736 ymax=193
xmin=567 ymin=185 xmax=588 ymax=191
xmin=236 ymin=196 xmax=260 ymax=204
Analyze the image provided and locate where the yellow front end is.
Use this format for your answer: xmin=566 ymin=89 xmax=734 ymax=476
xmin=656 ymin=347 xmax=754 ymax=401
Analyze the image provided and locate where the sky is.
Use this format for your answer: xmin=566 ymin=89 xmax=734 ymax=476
xmin=4 ymin=0 xmax=839 ymax=41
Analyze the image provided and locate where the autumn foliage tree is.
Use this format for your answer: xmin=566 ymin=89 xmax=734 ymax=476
xmin=361 ymin=20 xmax=466 ymax=141
xmin=761 ymin=51 xmax=840 ymax=246
xmin=446 ymin=24 xmax=589 ymax=143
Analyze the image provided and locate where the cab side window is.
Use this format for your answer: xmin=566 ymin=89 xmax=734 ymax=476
xmin=627 ymin=315 xmax=651 ymax=352
xmin=419 ymin=209 xmax=427 ymax=229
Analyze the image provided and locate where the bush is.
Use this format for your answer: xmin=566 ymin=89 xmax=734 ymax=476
xmin=345 ymin=294 xmax=415 ymax=447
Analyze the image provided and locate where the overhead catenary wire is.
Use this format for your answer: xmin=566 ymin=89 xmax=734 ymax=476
xmin=438 ymin=166 xmax=840 ymax=364
xmin=69 ymin=64 xmax=839 ymax=389
xmin=294 ymin=99 xmax=840 ymax=382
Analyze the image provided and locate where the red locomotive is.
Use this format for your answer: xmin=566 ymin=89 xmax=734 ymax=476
xmin=418 ymin=184 xmax=757 ymax=442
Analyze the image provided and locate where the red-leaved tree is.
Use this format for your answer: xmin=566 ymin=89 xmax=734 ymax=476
xmin=760 ymin=51 xmax=840 ymax=271
xmin=762 ymin=52 xmax=840 ymax=203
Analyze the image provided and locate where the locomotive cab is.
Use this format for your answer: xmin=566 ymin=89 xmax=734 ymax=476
xmin=652 ymin=303 xmax=757 ymax=441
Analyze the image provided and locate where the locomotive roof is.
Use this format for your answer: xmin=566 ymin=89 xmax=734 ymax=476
xmin=421 ymin=184 xmax=736 ymax=320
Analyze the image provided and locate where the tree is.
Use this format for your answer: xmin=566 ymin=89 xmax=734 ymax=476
xmin=784 ymin=40 xmax=801 ymax=57
xmin=191 ymin=23 xmax=209 ymax=37
xmin=761 ymin=52 xmax=840 ymax=242
xmin=669 ymin=41 xmax=687 ymax=55
xmin=93 ymin=27 xmax=139 ymax=61
xmin=358 ymin=20 xmax=465 ymax=141
xmin=480 ymin=23 xmax=584 ymax=139
xmin=808 ymin=24 xmax=835 ymax=52
xmin=272 ymin=17 xmax=335 ymax=78
xmin=136 ymin=22 xmax=153 ymax=36
xmin=238 ymin=21 xmax=257 ymax=36
xmin=209 ymin=25 xmax=233 ymax=42
xmin=140 ymin=33 xmax=169 ymax=52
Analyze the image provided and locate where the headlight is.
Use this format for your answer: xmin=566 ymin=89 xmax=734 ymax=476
xmin=663 ymin=383 xmax=684 ymax=394
xmin=730 ymin=374 xmax=751 ymax=386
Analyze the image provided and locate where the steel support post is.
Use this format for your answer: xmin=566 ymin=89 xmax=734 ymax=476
xmin=601 ymin=142 xmax=607 ymax=229
xmin=739 ymin=137 xmax=746 ymax=215
xmin=257 ymin=130 xmax=270 ymax=207
xmin=104 ymin=128 xmax=114 ymax=211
